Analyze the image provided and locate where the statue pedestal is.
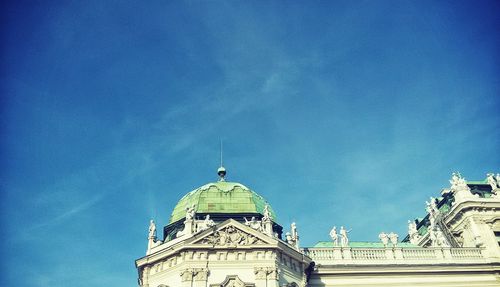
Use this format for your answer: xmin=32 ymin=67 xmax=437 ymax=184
xmin=184 ymin=219 xmax=194 ymax=235
xmin=263 ymin=220 xmax=273 ymax=236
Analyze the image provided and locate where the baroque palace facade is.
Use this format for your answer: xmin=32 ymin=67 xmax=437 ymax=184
xmin=135 ymin=168 xmax=500 ymax=287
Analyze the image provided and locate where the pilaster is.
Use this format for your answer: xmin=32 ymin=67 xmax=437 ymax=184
xmin=193 ymin=268 xmax=209 ymax=287
xmin=180 ymin=268 xmax=194 ymax=287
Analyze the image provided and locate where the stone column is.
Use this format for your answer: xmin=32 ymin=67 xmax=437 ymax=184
xmin=184 ymin=219 xmax=195 ymax=236
xmin=263 ymin=220 xmax=273 ymax=236
xmin=140 ymin=266 xmax=150 ymax=287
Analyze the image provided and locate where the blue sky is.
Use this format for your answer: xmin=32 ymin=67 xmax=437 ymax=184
xmin=1 ymin=1 xmax=499 ymax=286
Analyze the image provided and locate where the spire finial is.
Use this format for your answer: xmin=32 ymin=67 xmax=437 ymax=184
xmin=220 ymin=139 xmax=223 ymax=168
xmin=217 ymin=139 xmax=226 ymax=181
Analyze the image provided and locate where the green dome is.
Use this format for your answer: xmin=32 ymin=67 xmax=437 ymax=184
xmin=169 ymin=181 xmax=277 ymax=224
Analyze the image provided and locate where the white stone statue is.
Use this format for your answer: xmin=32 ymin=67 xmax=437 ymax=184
xmin=449 ymin=172 xmax=467 ymax=191
xmin=262 ymin=204 xmax=272 ymax=222
xmin=450 ymin=172 xmax=473 ymax=202
xmin=204 ymin=214 xmax=215 ymax=227
xmin=244 ymin=217 xmax=262 ymax=231
xmin=285 ymin=232 xmax=293 ymax=245
xmin=329 ymin=226 xmax=339 ymax=246
xmin=429 ymin=197 xmax=439 ymax=214
xmin=147 ymin=219 xmax=159 ymax=255
xmin=378 ymin=232 xmax=389 ymax=246
xmin=388 ymin=232 xmax=398 ymax=246
xmin=449 ymin=172 xmax=461 ymax=190
xmin=487 ymin=173 xmax=499 ymax=190
xmin=429 ymin=227 xmax=437 ymax=247
xmin=186 ymin=204 xmax=196 ymax=221
xmin=148 ymin=219 xmax=156 ymax=239
xmin=428 ymin=210 xmax=436 ymax=230
xmin=198 ymin=214 xmax=215 ymax=231
xmin=291 ymin=222 xmax=297 ymax=240
xmin=436 ymin=229 xmax=450 ymax=247
xmin=291 ymin=222 xmax=299 ymax=248
xmin=340 ymin=226 xmax=350 ymax=247
xmin=408 ymin=220 xmax=420 ymax=244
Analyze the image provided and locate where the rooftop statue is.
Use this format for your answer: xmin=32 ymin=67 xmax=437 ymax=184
xmin=329 ymin=226 xmax=339 ymax=246
xmin=148 ymin=219 xmax=156 ymax=239
xmin=285 ymin=232 xmax=293 ymax=245
xmin=186 ymin=204 xmax=196 ymax=221
xmin=340 ymin=226 xmax=351 ymax=247
xmin=450 ymin=172 xmax=468 ymax=190
xmin=291 ymin=222 xmax=299 ymax=249
xmin=436 ymin=229 xmax=450 ymax=247
xmin=378 ymin=232 xmax=389 ymax=246
xmin=449 ymin=172 xmax=472 ymax=203
xmin=147 ymin=219 xmax=158 ymax=255
xmin=388 ymin=232 xmax=398 ymax=246
xmin=204 ymin=214 xmax=215 ymax=227
xmin=408 ymin=220 xmax=420 ymax=244
xmin=198 ymin=214 xmax=215 ymax=232
xmin=430 ymin=197 xmax=438 ymax=213
xmin=487 ymin=173 xmax=499 ymax=191
xmin=244 ymin=216 xmax=262 ymax=231
xmin=262 ymin=204 xmax=272 ymax=222
xmin=291 ymin=222 xmax=298 ymax=240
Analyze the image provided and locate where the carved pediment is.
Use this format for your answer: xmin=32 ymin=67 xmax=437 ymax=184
xmin=210 ymin=275 xmax=255 ymax=287
xmin=195 ymin=225 xmax=265 ymax=246
xmin=191 ymin=219 xmax=274 ymax=247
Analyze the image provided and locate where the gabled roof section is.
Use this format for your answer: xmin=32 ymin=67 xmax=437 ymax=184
xmin=189 ymin=219 xmax=278 ymax=247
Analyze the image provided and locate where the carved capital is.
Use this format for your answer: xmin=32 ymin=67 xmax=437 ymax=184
xmin=267 ymin=267 xmax=280 ymax=280
xmin=254 ymin=267 xmax=267 ymax=280
xmin=180 ymin=268 xmax=194 ymax=282
xmin=193 ymin=268 xmax=209 ymax=281
xmin=254 ymin=266 xmax=280 ymax=280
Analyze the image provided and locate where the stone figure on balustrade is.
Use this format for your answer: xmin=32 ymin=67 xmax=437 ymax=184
xmin=329 ymin=226 xmax=338 ymax=246
xmin=388 ymin=232 xmax=398 ymax=246
xmin=379 ymin=232 xmax=389 ymax=246
xmin=186 ymin=204 xmax=196 ymax=221
xmin=340 ymin=226 xmax=350 ymax=247
xmin=487 ymin=173 xmax=499 ymax=191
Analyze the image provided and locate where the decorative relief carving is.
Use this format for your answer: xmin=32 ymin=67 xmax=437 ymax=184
xmin=254 ymin=267 xmax=267 ymax=280
xmin=210 ymin=275 xmax=255 ymax=287
xmin=180 ymin=268 xmax=194 ymax=282
xmin=267 ymin=267 xmax=279 ymax=280
xmin=253 ymin=266 xmax=280 ymax=281
xmin=200 ymin=226 xmax=264 ymax=246
xmin=180 ymin=268 xmax=209 ymax=282
xmin=193 ymin=268 xmax=209 ymax=281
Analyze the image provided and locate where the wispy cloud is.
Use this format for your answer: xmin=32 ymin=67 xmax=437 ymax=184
xmin=27 ymin=193 xmax=105 ymax=232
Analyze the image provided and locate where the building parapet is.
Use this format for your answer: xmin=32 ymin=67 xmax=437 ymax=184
xmin=302 ymin=247 xmax=486 ymax=265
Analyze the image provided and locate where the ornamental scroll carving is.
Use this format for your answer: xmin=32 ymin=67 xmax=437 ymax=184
xmin=209 ymin=275 xmax=255 ymax=287
xmin=200 ymin=226 xmax=264 ymax=246
xmin=254 ymin=267 xmax=280 ymax=280
xmin=180 ymin=268 xmax=209 ymax=282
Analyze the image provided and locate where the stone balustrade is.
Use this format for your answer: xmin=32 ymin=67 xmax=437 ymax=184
xmin=302 ymin=247 xmax=485 ymax=265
